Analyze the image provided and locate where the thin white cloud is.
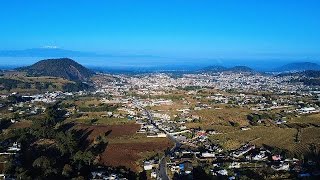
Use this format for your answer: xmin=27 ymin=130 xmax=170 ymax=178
xmin=42 ymin=45 xmax=59 ymax=49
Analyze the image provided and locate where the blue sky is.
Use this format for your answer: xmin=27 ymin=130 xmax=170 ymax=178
xmin=1 ymin=0 xmax=320 ymax=59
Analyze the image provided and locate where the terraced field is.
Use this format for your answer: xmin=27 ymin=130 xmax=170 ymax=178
xmin=290 ymin=113 xmax=320 ymax=125
xmin=211 ymin=126 xmax=297 ymax=151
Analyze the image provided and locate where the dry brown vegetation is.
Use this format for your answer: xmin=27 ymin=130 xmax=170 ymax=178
xmin=8 ymin=120 xmax=32 ymax=129
xmin=101 ymin=140 xmax=172 ymax=172
xmin=211 ymin=126 xmax=296 ymax=151
xmin=191 ymin=106 xmax=251 ymax=126
xmin=210 ymin=124 xmax=320 ymax=156
xmin=290 ymin=113 xmax=320 ymax=125
xmin=73 ymin=123 xmax=173 ymax=171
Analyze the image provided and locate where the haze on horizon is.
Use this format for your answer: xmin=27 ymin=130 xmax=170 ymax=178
xmin=1 ymin=0 xmax=320 ymax=68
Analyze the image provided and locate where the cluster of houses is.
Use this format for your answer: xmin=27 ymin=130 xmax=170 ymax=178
xmin=296 ymin=107 xmax=319 ymax=114
xmin=8 ymin=102 xmax=46 ymax=117
xmin=143 ymin=159 xmax=159 ymax=171
xmin=136 ymin=120 xmax=167 ymax=138
xmin=95 ymin=71 xmax=314 ymax=99
xmin=170 ymin=141 xmax=307 ymax=178
xmin=0 ymin=142 xmax=21 ymax=179
xmin=90 ymin=169 xmax=128 ymax=180
xmin=135 ymin=108 xmax=311 ymax=179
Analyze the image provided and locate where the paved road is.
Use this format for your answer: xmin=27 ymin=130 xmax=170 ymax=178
xmin=135 ymin=102 xmax=179 ymax=180
xmin=143 ymin=108 xmax=171 ymax=180
xmin=158 ymin=156 xmax=169 ymax=180
xmin=157 ymin=134 xmax=181 ymax=180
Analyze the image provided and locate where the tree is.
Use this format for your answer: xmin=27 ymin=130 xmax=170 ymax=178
xmin=32 ymin=156 xmax=57 ymax=176
xmin=138 ymin=170 xmax=147 ymax=180
xmin=43 ymin=103 xmax=66 ymax=127
xmin=16 ymin=168 xmax=32 ymax=180
xmin=32 ymin=156 xmax=51 ymax=169
xmin=55 ymin=131 xmax=77 ymax=156
xmin=62 ymin=164 xmax=73 ymax=177
xmin=73 ymin=150 xmax=94 ymax=170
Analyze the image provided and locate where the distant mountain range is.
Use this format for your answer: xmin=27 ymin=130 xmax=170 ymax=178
xmin=17 ymin=58 xmax=95 ymax=81
xmin=199 ymin=65 xmax=254 ymax=73
xmin=200 ymin=65 xmax=227 ymax=72
xmin=274 ymin=62 xmax=320 ymax=72
xmin=200 ymin=62 xmax=320 ymax=73
xmin=1 ymin=48 xmax=320 ymax=74
xmin=228 ymin=66 xmax=254 ymax=72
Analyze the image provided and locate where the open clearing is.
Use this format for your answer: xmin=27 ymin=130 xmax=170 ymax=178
xmin=194 ymin=106 xmax=251 ymax=126
xmin=74 ymin=123 xmax=173 ymax=172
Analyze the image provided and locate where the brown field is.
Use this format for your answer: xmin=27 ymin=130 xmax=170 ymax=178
xmin=73 ymin=123 xmax=173 ymax=171
xmin=101 ymin=140 xmax=172 ymax=172
xmin=74 ymin=117 xmax=130 ymax=125
xmin=8 ymin=120 xmax=32 ymax=129
xmin=73 ymin=123 xmax=140 ymax=140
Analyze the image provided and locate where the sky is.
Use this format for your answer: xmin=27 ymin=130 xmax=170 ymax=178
xmin=0 ymin=0 xmax=320 ymax=60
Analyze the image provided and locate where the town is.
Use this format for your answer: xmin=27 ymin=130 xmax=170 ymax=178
xmin=2 ymin=0 xmax=320 ymax=179
xmin=1 ymin=70 xmax=320 ymax=179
